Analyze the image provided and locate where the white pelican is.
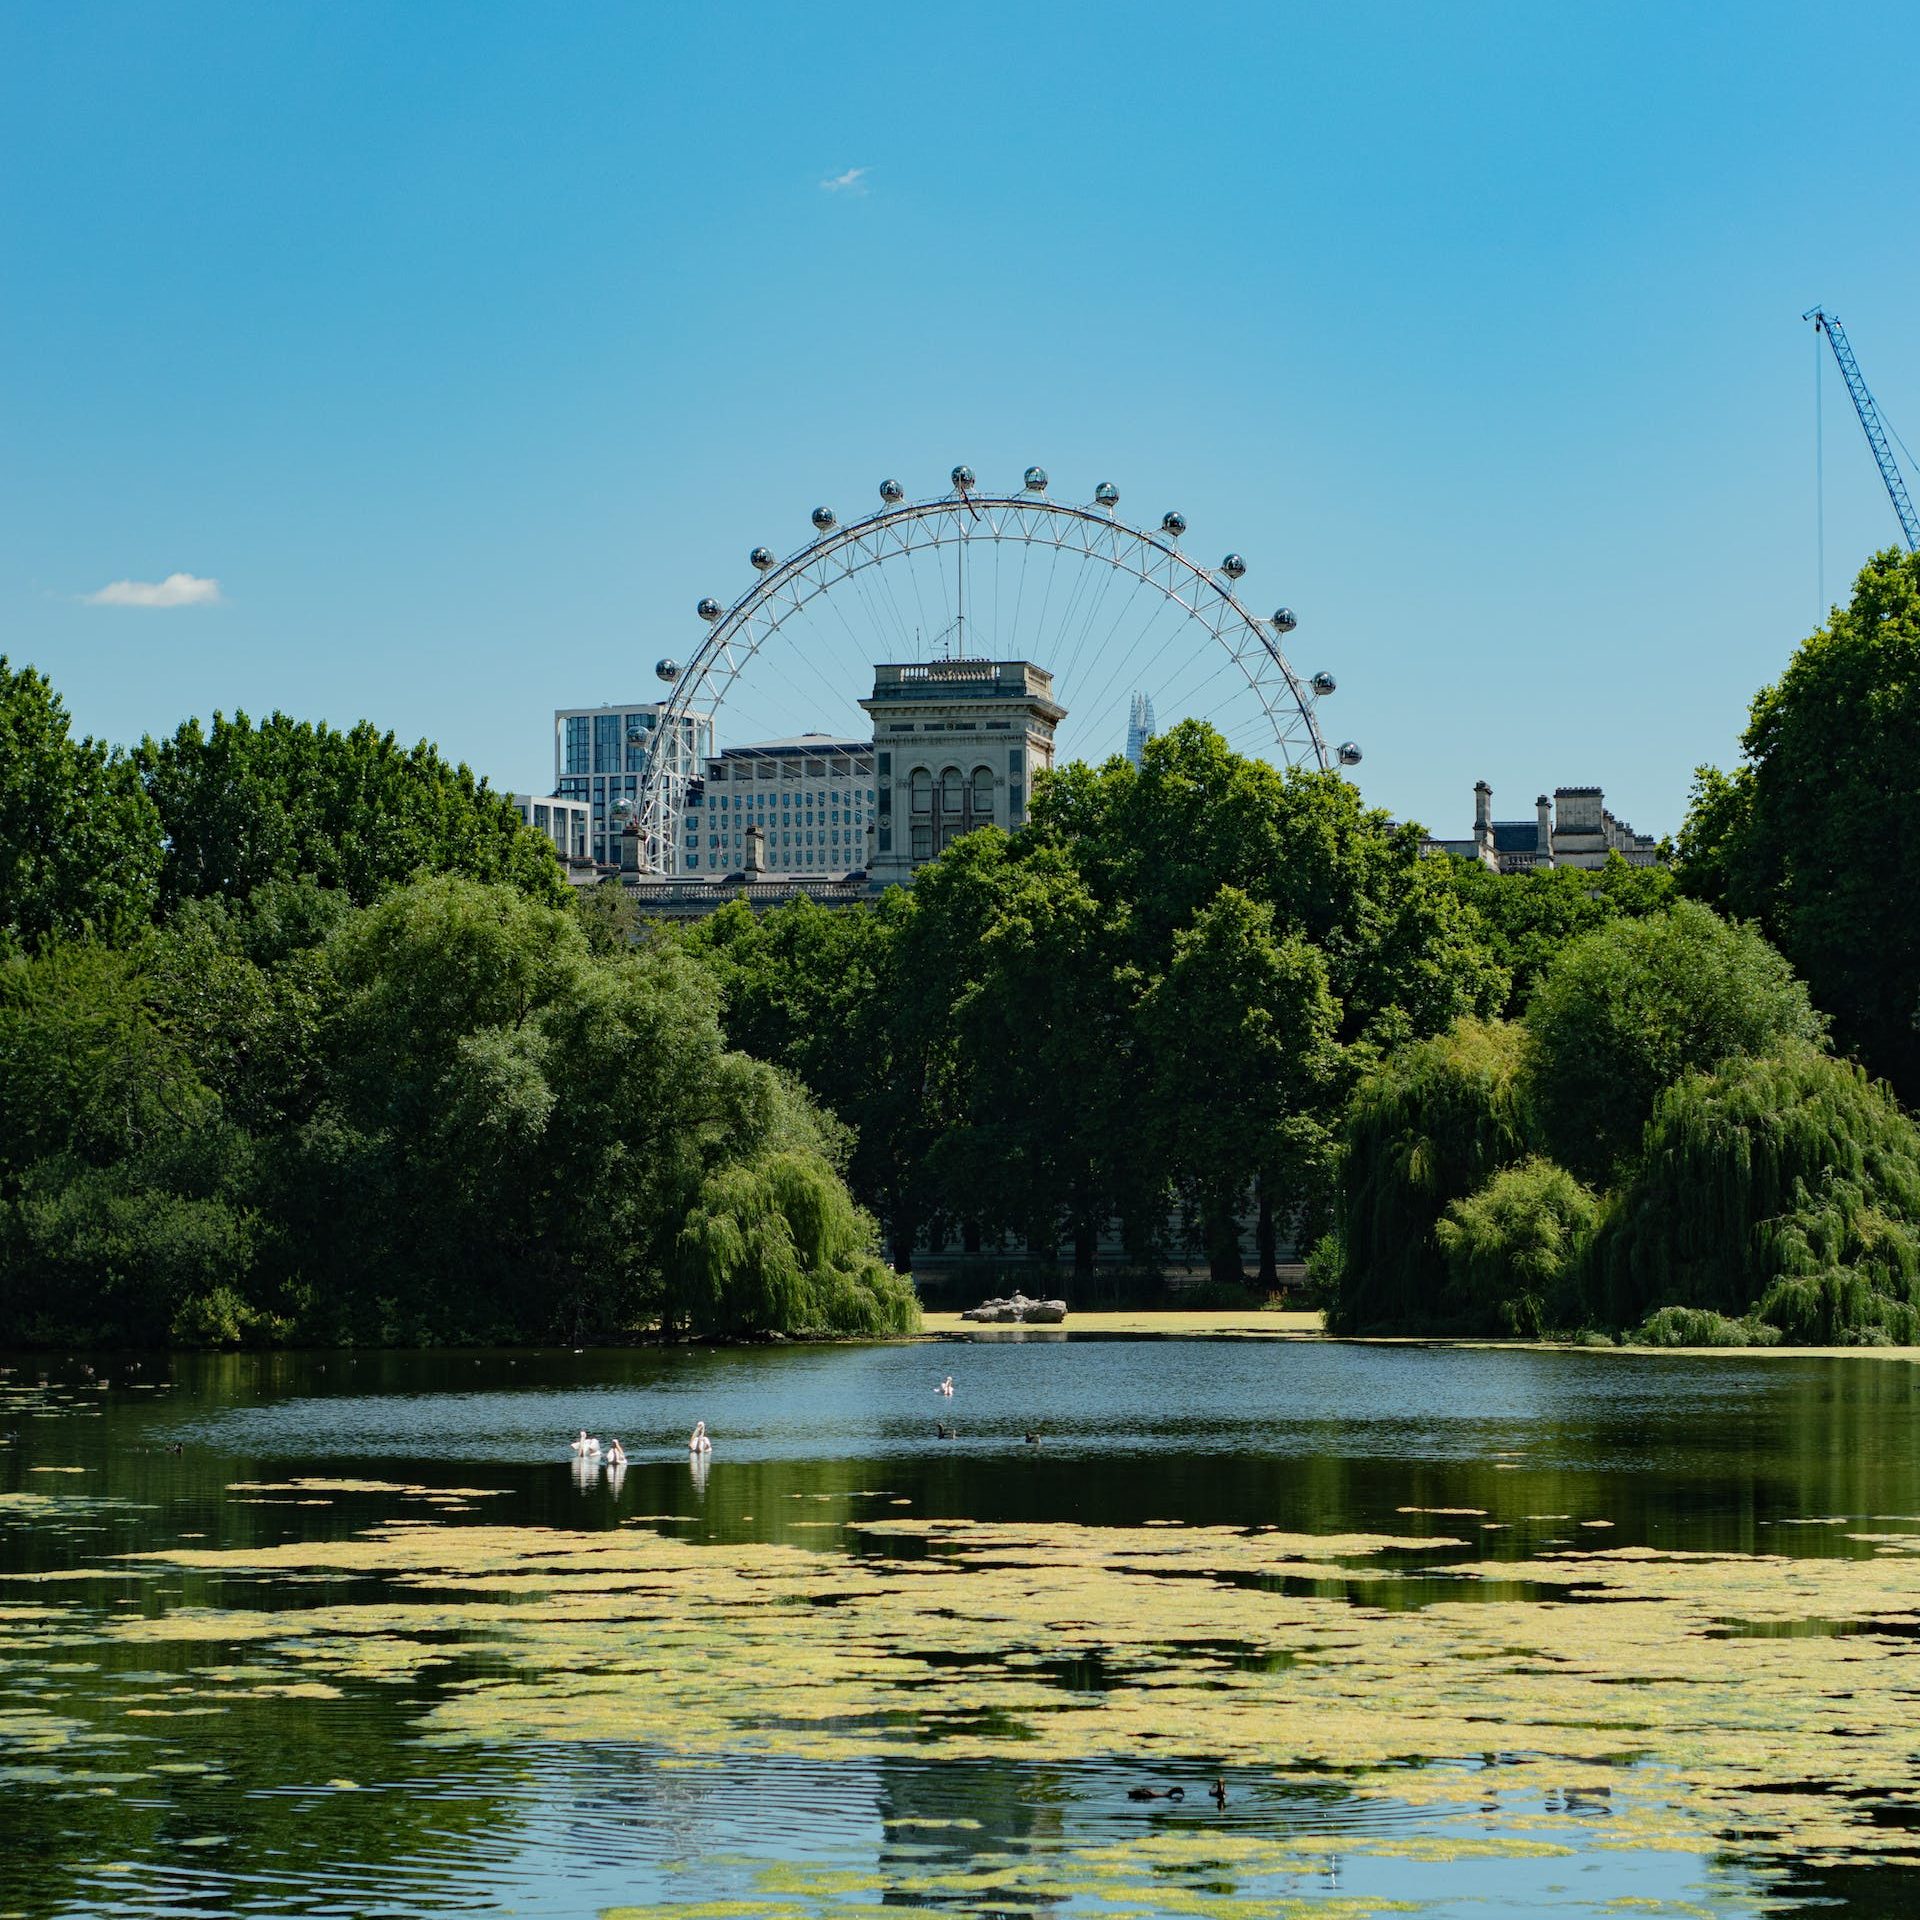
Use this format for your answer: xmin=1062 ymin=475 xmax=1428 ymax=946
xmin=688 ymin=1420 xmax=713 ymax=1455
xmin=606 ymin=1439 xmax=627 ymax=1468
xmin=570 ymin=1430 xmax=600 ymax=1456
xmin=937 ymin=1376 xmax=954 ymax=1397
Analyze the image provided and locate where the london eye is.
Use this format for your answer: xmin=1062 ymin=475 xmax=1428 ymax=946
xmin=634 ymin=465 xmax=1355 ymax=870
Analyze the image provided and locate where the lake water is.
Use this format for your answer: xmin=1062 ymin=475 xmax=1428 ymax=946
xmin=4 ymin=1335 xmax=1920 ymax=1919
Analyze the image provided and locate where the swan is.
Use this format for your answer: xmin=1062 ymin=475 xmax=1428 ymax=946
xmin=688 ymin=1420 xmax=712 ymax=1455
xmin=936 ymin=1376 xmax=954 ymax=1396
xmin=570 ymin=1430 xmax=600 ymax=1456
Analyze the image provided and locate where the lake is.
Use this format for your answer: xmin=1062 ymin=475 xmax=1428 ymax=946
xmin=3 ymin=1334 xmax=1919 ymax=1919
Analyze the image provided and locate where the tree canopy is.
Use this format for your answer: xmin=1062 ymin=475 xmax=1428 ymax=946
xmin=0 ymin=657 xmax=161 ymax=955
xmin=135 ymin=710 xmax=566 ymax=913
xmin=1678 ymin=547 xmax=1920 ymax=1098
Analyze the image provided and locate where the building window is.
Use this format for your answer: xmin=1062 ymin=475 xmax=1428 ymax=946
xmin=911 ymin=768 xmax=932 ymax=814
xmin=911 ymin=824 xmax=932 ymax=861
xmin=593 ymin=713 xmax=622 ymax=772
xmin=972 ymin=764 xmax=993 ymax=821
xmin=564 ymin=716 xmax=591 ymax=775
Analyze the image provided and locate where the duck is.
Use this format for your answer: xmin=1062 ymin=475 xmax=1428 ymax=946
xmin=936 ymin=1375 xmax=954 ymax=1397
xmin=688 ymin=1420 xmax=713 ymax=1455
xmin=1127 ymin=1785 xmax=1185 ymax=1802
xmin=1210 ymin=1778 xmax=1228 ymax=1808
xmin=570 ymin=1430 xmax=600 ymax=1456
xmin=935 ymin=1422 xmax=956 ymax=1439
xmin=1024 ymin=1430 xmax=1044 ymax=1446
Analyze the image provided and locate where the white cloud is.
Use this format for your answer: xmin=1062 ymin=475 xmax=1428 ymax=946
xmin=819 ymin=166 xmax=869 ymax=195
xmin=84 ymin=572 xmax=223 ymax=609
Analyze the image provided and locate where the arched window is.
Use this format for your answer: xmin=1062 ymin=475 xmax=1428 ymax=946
xmin=971 ymin=765 xmax=994 ymax=822
xmin=940 ymin=766 xmax=964 ymax=815
xmin=911 ymin=767 xmax=932 ymax=814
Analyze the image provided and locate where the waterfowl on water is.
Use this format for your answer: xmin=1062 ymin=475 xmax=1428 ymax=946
xmin=1126 ymin=1785 xmax=1185 ymax=1801
xmin=1024 ymin=1430 xmax=1043 ymax=1446
xmin=936 ymin=1376 xmax=954 ymax=1396
xmin=1210 ymin=1778 xmax=1228 ymax=1807
xmin=689 ymin=1420 xmax=712 ymax=1454
xmin=606 ymin=1440 xmax=627 ymax=1467
xmin=570 ymin=1430 xmax=600 ymax=1456
xmin=935 ymin=1422 xmax=956 ymax=1439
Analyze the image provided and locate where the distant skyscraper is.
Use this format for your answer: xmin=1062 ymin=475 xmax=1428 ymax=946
xmin=1125 ymin=691 xmax=1156 ymax=767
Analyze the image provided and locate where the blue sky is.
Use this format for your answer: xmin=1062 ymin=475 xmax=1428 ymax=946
xmin=4 ymin=2 xmax=1917 ymax=841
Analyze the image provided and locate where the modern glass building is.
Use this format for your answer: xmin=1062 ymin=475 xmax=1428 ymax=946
xmin=1125 ymin=690 xmax=1156 ymax=767
xmin=553 ymin=700 xmax=714 ymax=868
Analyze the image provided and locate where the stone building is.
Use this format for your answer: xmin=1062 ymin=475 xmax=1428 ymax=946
xmin=1424 ymin=781 xmax=1660 ymax=872
xmin=859 ymin=659 xmax=1065 ymax=888
xmin=677 ymin=735 xmax=877 ymax=877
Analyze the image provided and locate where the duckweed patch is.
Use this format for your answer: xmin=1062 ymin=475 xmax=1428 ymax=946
xmin=0 ymin=1512 xmax=1876 ymax=1871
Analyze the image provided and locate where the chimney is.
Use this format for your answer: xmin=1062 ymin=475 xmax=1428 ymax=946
xmin=1473 ymin=780 xmax=1494 ymax=862
xmin=744 ymin=821 xmax=766 ymax=877
xmin=1535 ymin=794 xmax=1554 ymax=866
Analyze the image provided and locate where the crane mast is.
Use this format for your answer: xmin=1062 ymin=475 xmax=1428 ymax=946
xmin=1804 ymin=305 xmax=1920 ymax=553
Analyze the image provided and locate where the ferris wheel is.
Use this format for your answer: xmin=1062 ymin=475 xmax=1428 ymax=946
xmin=632 ymin=465 xmax=1357 ymax=872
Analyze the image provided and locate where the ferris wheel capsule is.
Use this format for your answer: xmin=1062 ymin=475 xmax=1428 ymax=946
xmin=1161 ymin=510 xmax=1186 ymax=537
xmin=1311 ymin=670 xmax=1336 ymax=697
xmin=1337 ymin=741 xmax=1363 ymax=767
xmin=655 ymin=658 xmax=681 ymax=683
xmin=879 ymin=478 xmax=905 ymax=504
xmin=1095 ymin=481 xmax=1120 ymax=508
xmin=696 ymin=598 xmax=723 ymax=622
xmin=1022 ymin=465 xmax=1049 ymax=493
xmin=749 ymin=546 xmax=775 ymax=571
xmin=951 ymin=465 xmax=976 ymax=493
xmin=1221 ymin=554 xmax=1247 ymax=580
xmin=1272 ymin=606 xmax=1297 ymax=633
xmin=810 ymin=506 xmax=837 ymax=532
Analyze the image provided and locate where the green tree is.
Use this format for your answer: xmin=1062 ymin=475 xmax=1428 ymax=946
xmin=1588 ymin=1045 xmax=1920 ymax=1343
xmin=0 ymin=657 xmax=161 ymax=954
xmin=1319 ymin=1017 xmax=1530 ymax=1332
xmin=1439 ymin=853 xmax=1675 ymax=1014
xmin=136 ymin=710 xmax=565 ymax=913
xmin=1138 ymin=887 xmax=1340 ymax=1281
xmin=1677 ymin=547 xmax=1920 ymax=1096
xmin=0 ymin=940 xmax=260 ymax=1345
xmin=1524 ymin=899 xmax=1824 ymax=1184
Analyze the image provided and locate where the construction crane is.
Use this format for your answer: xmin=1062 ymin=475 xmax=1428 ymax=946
xmin=1804 ymin=305 xmax=1920 ymax=552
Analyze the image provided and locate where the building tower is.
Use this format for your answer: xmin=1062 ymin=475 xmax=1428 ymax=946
xmin=1125 ymin=691 xmax=1156 ymax=767
xmin=859 ymin=659 xmax=1066 ymax=889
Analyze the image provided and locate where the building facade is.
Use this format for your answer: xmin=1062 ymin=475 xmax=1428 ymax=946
xmin=553 ymin=700 xmax=714 ymax=868
xmin=509 ymin=792 xmax=592 ymax=864
xmin=859 ymin=659 xmax=1065 ymax=888
xmin=1424 ymin=781 xmax=1660 ymax=871
xmin=679 ymin=735 xmax=877 ymax=877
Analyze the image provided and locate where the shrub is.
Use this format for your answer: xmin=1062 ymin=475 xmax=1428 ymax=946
xmin=1634 ymin=1306 xmax=1781 ymax=1348
xmin=1435 ymin=1157 xmax=1599 ymax=1336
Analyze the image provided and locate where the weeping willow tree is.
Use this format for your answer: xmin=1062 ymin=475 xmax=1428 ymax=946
xmin=669 ymin=1150 xmax=921 ymax=1339
xmin=1319 ymin=1017 xmax=1528 ymax=1333
xmin=1435 ymin=1156 xmax=1599 ymax=1338
xmin=1589 ymin=1045 xmax=1920 ymax=1344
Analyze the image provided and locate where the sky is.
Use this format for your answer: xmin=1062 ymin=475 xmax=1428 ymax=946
xmin=4 ymin=1 xmax=1918 ymax=842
